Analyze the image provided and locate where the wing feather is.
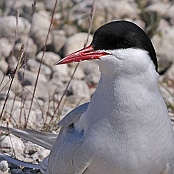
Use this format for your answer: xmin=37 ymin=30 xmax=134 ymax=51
xmin=0 ymin=102 xmax=91 ymax=173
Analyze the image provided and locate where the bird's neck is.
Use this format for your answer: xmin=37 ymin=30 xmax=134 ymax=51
xmin=86 ymin=70 xmax=166 ymax=124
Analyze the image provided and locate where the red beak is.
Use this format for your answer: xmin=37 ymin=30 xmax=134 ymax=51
xmin=55 ymin=45 xmax=108 ymax=65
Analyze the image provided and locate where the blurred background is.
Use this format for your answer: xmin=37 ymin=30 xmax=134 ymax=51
xmin=0 ymin=0 xmax=174 ymax=173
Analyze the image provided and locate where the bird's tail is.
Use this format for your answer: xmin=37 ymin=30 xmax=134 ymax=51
xmin=0 ymin=126 xmax=57 ymax=150
xmin=0 ymin=126 xmax=54 ymax=173
xmin=0 ymin=153 xmax=40 ymax=169
xmin=0 ymin=153 xmax=49 ymax=173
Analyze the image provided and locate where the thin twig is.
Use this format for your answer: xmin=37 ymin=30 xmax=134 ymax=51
xmin=19 ymin=0 xmax=37 ymax=128
xmin=0 ymin=45 xmax=25 ymax=119
xmin=84 ymin=0 xmax=95 ymax=46
xmin=52 ymin=0 xmax=95 ymax=119
xmin=52 ymin=64 xmax=79 ymax=121
xmin=25 ymin=0 xmax=59 ymax=128
xmin=5 ymin=123 xmax=17 ymax=157
xmin=9 ymin=93 xmax=18 ymax=119
xmin=0 ymin=79 xmax=11 ymax=93
xmin=0 ymin=9 xmax=19 ymax=91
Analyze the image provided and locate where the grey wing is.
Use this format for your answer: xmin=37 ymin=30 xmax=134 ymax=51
xmin=0 ymin=102 xmax=91 ymax=173
xmin=57 ymin=102 xmax=89 ymax=127
xmin=0 ymin=126 xmax=57 ymax=150
xmin=0 ymin=102 xmax=89 ymax=150
xmin=46 ymin=102 xmax=92 ymax=174
xmin=0 ymin=152 xmax=40 ymax=169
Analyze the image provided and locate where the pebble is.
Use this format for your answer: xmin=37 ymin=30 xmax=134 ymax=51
xmin=0 ymin=16 xmax=30 ymax=38
xmin=0 ymin=160 xmax=9 ymax=173
xmin=36 ymin=51 xmax=61 ymax=67
xmin=0 ymin=38 xmax=13 ymax=58
xmin=63 ymin=32 xmax=93 ymax=56
xmin=0 ymin=134 xmax=25 ymax=156
xmin=68 ymin=79 xmax=91 ymax=99
xmin=14 ymin=36 xmax=37 ymax=59
xmin=31 ymin=29 xmax=53 ymax=51
xmin=51 ymin=30 xmax=67 ymax=52
xmin=152 ymin=26 xmax=174 ymax=63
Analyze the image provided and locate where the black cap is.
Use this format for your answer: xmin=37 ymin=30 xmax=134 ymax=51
xmin=91 ymin=21 xmax=158 ymax=71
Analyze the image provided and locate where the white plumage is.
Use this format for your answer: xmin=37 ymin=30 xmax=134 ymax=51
xmin=47 ymin=48 xmax=174 ymax=174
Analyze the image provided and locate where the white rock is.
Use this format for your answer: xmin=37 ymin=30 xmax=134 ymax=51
xmin=159 ymin=84 xmax=174 ymax=107
xmin=0 ymin=16 xmax=30 ymax=38
xmin=7 ymin=55 xmax=18 ymax=71
xmin=0 ymin=70 xmax=3 ymax=82
xmin=152 ymin=26 xmax=174 ymax=63
xmin=44 ymin=0 xmax=58 ymax=11
xmin=0 ymin=134 xmax=25 ymax=155
xmin=0 ymin=74 xmax=22 ymax=95
xmin=146 ymin=2 xmax=169 ymax=16
xmin=20 ymin=82 xmax=49 ymax=102
xmin=0 ymin=59 xmax=8 ymax=73
xmin=167 ymin=6 xmax=174 ymax=25
xmin=159 ymin=64 xmax=174 ymax=107
xmin=157 ymin=19 xmax=170 ymax=30
xmin=20 ymin=70 xmax=49 ymax=100
xmin=31 ymin=11 xmax=50 ymax=33
xmin=0 ymin=160 xmax=8 ymax=173
xmin=43 ymin=0 xmax=73 ymax=11
xmin=66 ymin=94 xmax=89 ymax=106
xmin=24 ymin=99 xmax=44 ymax=111
xmin=31 ymin=29 xmax=53 ymax=51
xmin=8 ymin=0 xmax=33 ymax=21
xmin=52 ymin=30 xmax=67 ymax=52
xmin=52 ymin=64 xmax=69 ymax=81
xmin=68 ymin=79 xmax=90 ymax=99
xmin=69 ymin=66 xmax=85 ymax=80
xmin=96 ymin=0 xmax=138 ymax=19
xmin=36 ymin=51 xmax=60 ymax=67
xmin=27 ymin=59 xmax=52 ymax=79
xmin=146 ymin=2 xmax=174 ymax=25
xmin=24 ymin=141 xmax=44 ymax=155
xmin=74 ymin=0 xmax=138 ymax=30
xmin=47 ymin=79 xmax=65 ymax=96
xmin=0 ymin=99 xmax=38 ymax=128
xmin=31 ymin=11 xmax=52 ymax=50
xmin=62 ymin=24 xmax=78 ymax=37
xmin=64 ymin=33 xmax=93 ymax=56
xmin=14 ymin=36 xmax=37 ymax=59
xmin=164 ymin=64 xmax=174 ymax=81
xmin=18 ymin=69 xmax=47 ymax=86
xmin=0 ymin=38 xmax=13 ymax=58
xmin=80 ymin=61 xmax=100 ymax=86
xmin=0 ymin=90 xmax=15 ymax=101
xmin=31 ymin=149 xmax=50 ymax=162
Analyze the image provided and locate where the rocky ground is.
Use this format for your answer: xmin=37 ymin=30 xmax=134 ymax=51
xmin=0 ymin=0 xmax=174 ymax=173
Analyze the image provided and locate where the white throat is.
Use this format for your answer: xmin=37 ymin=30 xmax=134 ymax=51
xmin=84 ymin=49 xmax=167 ymax=128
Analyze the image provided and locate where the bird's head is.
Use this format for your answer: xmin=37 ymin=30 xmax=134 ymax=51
xmin=55 ymin=21 xmax=157 ymax=77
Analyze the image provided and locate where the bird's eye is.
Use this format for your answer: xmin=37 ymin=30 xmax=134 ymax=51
xmin=119 ymin=40 xmax=131 ymax=49
xmin=68 ymin=123 xmax=75 ymax=133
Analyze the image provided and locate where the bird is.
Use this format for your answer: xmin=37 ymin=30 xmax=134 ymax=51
xmin=1 ymin=20 xmax=174 ymax=174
